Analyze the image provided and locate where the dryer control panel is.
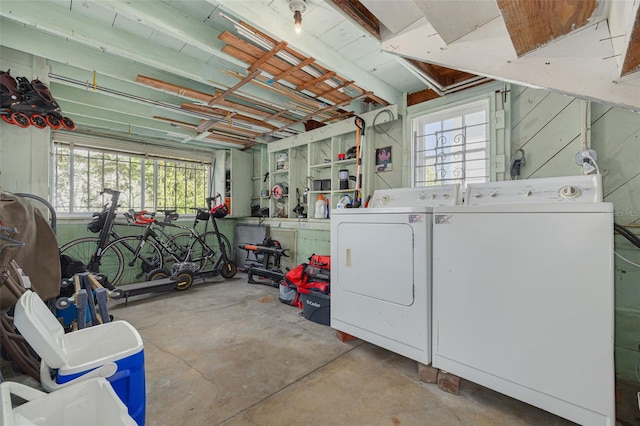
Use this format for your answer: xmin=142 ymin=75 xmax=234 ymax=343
xmin=370 ymin=184 xmax=461 ymax=208
xmin=465 ymin=175 xmax=602 ymax=205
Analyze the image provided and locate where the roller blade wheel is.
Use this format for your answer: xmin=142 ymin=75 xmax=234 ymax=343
xmin=61 ymin=116 xmax=76 ymax=130
xmin=11 ymin=112 xmax=30 ymax=128
xmin=30 ymin=114 xmax=47 ymax=129
xmin=174 ymin=271 xmax=193 ymax=291
xmin=45 ymin=114 xmax=62 ymax=130
xmin=220 ymin=261 xmax=237 ymax=279
xmin=1 ymin=113 xmax=13 ymax=125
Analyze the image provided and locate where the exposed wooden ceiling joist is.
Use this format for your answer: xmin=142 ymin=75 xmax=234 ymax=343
xmin=329 ymin=0 xmax=380 ymax=40
xmin=207 ymin=69 xmax=261 ymax=106
xmin=620 ymin=5 xmax=640 ymax=76
xmin=497 ymin=0 xmax=598 ymax=57
xmin=154 ymin=116 xmax=256 ymax=148
xmin=181 ymin=103 xmax=278 ymax=131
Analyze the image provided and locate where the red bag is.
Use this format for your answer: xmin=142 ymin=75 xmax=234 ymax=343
xmin=280 ymin=262 xmax=330 ymax=308
xmin=309 ymin=254 xmax=330 ymax=270
xmin=306 ymin=254 xmax=330 ymax=282
xmin=279 ymin=263 xmax=307 ymax=307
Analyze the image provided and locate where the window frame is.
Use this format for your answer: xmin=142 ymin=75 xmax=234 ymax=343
xmin=51 ymin=134 xmax=215 ymax=217
xmin=405 ymin=82 xmax=510 ymax=187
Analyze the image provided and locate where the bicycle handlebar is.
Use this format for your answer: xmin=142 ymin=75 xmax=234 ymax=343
xmin=100 ymin=188 xmax=120 ymax=196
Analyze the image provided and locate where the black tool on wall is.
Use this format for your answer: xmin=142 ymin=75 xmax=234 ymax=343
xmin=510 ymin=148 xmax=526 ymax=179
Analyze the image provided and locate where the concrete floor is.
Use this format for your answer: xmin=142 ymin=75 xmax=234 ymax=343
xmin=2 ymin=273 xmax=637 ymax=425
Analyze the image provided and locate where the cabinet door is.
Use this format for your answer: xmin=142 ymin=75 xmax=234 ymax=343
xmin=229 ymin=149 xmax=252 ymax=217
xmin=214 ymin=149 xmax=252 ymax=217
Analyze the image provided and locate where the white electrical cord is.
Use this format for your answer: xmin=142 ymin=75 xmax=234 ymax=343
xmin=615 ymin=251 xmax=640 ymax=268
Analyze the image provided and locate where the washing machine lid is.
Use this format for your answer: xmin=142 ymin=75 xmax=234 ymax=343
xmin=464 ymin=175 xmax=602 ymax=205
xmin=370 ymin=184 xmax=461 ymax=208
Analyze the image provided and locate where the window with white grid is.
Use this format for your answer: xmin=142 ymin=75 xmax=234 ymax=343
xmin=412 ymin=98 xmax=490 ymax=187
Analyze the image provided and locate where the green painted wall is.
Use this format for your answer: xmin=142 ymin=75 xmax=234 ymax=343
xmin=511 ymin=85 xmax=640 ymax=382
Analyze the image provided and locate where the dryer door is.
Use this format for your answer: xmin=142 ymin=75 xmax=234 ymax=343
xmin=335 ymin=219 xmax=417 ymax=306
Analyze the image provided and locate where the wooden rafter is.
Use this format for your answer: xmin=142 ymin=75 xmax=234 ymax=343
xmin=265 ymin=110 xmax=289 ymax=121
xmin=226 ymin=70 xmax=340 ymax=116
xmin=273 ymin=57 xmax=315 ymax=81
xmin=296 ymin=71 xmax=337 ymax=92
xmin=497 ymin=0 xmax=597 ymax=57
xmin=196 ymin=112 xmax=236 ymax=133
xmin=136 ymin=74 xmax=295 ymax=125
xmin=330 ymin=0 xmax=380 ymax=40
xmin=271 ymin=92 xmax=372 ymax=134
xmin=622 ymin=10 xmax=640 ymax=76
xmin=321 ymin=111 xmax=355 ymax=123
xmin=315 ymin=80 xmax=354 ymax=100
xmin=249 ymin=40 xmax=287 ymax=71
xmin=153 ymin=116 xmax=252 ymax=147
xmin=208 ymin=69 xmax=261 ymax=106
xmin=219 ymin=31 xmax=351 ymax=104
xmin=181 ymin=103 xmax=278 ymax=131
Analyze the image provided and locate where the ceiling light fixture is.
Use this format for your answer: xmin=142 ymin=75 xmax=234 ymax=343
xmin=289 ymin=0 xmax=306 ymax=35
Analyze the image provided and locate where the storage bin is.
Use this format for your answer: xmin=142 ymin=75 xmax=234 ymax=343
xmin=300 ymin=291 xmax=331 ymax=326
xmin=313 ymin=179 xmax=331 ymax=191
xmin=13 ymin=291 xmax=146 ymax=425
xmin=1 ymin=378 xmax=136 ymax=426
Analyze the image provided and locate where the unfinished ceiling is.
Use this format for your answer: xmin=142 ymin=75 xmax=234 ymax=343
xmin=0 ymin=0 xmax=638 ymax=151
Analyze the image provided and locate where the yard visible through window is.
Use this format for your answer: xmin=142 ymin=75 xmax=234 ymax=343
xmin=53 ymin=142 xmax=211 ymax=214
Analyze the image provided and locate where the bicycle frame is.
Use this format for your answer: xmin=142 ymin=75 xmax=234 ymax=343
xmin=87 ymin=189 xmax=121 ymax=274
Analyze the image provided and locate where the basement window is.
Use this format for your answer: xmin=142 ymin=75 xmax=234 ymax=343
xmin=412 ymin=98 xmax=490 ymax=187
xmin=52 ymin=141 xmax=212 ymax=214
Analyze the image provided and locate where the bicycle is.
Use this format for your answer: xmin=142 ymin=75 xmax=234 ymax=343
xmin=59 ymin=190 xmax=232 ymax=286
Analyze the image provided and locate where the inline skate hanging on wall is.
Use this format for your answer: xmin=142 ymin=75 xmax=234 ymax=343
xmin=0 ymin=70 xmax=75 ymax=130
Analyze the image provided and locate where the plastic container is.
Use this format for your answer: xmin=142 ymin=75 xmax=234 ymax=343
xmin=13 ymin=291 xmax=146 ymax=425
xmin=1 ymin=378 xmax=136 ymax=426
xmin=336 ymin=195 xmax=351 ymax=209
xmin=300 ymin=291 xmax=331 ymax=326
xmin=315 ymin=195 xmax=327 ymax=219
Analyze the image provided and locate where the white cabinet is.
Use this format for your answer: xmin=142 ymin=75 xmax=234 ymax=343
xmin=251 ymin=146 xmax=269 ymax=215
xmin=213 ymin=149 xmax=252 ymax=217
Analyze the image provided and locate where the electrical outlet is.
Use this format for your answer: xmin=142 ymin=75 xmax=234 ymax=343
xmin=575 ymin=149 xmax=598 ymax=166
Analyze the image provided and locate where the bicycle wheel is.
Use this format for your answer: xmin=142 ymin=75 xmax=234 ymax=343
xmin=168 ymin=231 xmax=231 ymax=272
xmin=59 ymin=237 xmax=124 ymax=284
xmin=104 ymin=236 xmax=163 ymax=286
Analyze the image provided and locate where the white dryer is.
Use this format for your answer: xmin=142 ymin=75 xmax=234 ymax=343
xmin=330 ymin=185 xmax=460 ymax=364
xmin=432 ymin=175 xmax=614 ymax=426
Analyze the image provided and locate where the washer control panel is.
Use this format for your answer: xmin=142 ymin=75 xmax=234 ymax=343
xmin=370 ymin=184 xmax=461 ymax=208
xmin=465 ymin=175 xmax=602 ymax=205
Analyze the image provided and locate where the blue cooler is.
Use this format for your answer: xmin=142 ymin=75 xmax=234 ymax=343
xmin=14 ymin=291 xmax=146 ymax=425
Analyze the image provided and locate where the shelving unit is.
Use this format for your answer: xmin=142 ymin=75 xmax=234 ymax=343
xmin=307 ymin=133 xmax=360 ymax=218
xmin=269 ymin=149 xmax=289 ymax=218
xmin=264 ymin=105 xmax=398 ymax=221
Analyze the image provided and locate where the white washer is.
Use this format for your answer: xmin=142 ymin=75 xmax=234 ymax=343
xmin=432 ymin=175 xmax=614 ymax=426
xmin=330 ymin=185 xmax=460 ymax=364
